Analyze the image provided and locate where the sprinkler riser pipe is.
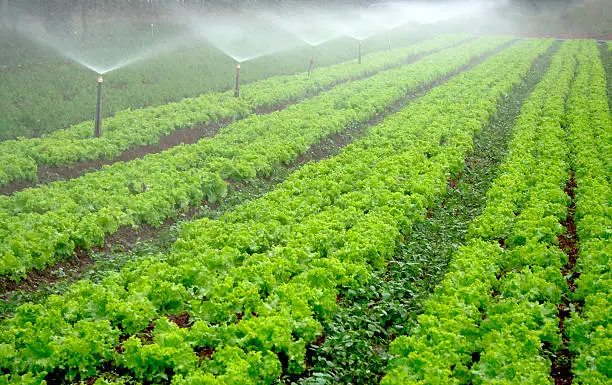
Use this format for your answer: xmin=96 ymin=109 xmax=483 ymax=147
xmin=308 ymin=51 xmax=316 ymax=78
xmin=94 ymin=76 xmax=103 ymax=138
xmin=358 ymin=41 xmax=362 ymax=64
xmin=388 ymin=30 xmax=391 ymax=51
xmin=1 ymin=0 xmax=7 ymax=28
xmin=234 ymin=63 xmax=240 ymax=98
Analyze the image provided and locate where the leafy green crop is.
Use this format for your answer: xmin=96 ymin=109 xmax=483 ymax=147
xmin=383 ymin=40 xmax=586 ymax=385
xmin=564 ymin=41 xmax=611 ymax=385
xmin=0 ymin=36 xmax=511 ymax=280
xmin=0 ymin=38 xmax=549 ymax=384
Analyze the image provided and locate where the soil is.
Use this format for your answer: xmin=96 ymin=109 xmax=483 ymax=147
xmin=195 ymin=346 xmax=216 ymax=361
xmin=0 ymin=248 xmax=95 ymax=298
xmin=167 ymin=312 xmax=191 ymax=328
xmin=551 ymin=172 xmax=579 ymax=385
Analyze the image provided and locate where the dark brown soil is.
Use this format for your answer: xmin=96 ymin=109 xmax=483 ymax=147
xmin=559 ymin=172 xmax=579 ymax=291
xmin=138 ymin=322 xmax=156 ymax=343
xmin=0 ymin=206 xmax=206 ymax=297
xmin=551 ymin=172 xmax=579 ymax=385
xmin=167 ymin=312 xmax=191 ymax=328
xmin=195 ymin=346 xmax=216 ymax=361
xmin=551 ymin=303 xmax=574 ymax=385
xmin=0 ymin=248 xmax=95 ymax=299
xmin=447 ymin=174 xmax=461 ymax=189
xmin=0 ymin=120 xmax=226 ymax=195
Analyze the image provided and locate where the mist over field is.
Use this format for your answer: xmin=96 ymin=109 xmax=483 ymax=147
xmin=0 ymin=0 xmax=605 ymax=141
xmin=2 ymin=0 xmax=608 ymax=76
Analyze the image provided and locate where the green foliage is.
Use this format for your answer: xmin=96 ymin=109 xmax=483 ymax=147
xmin=0 ymin=35 xmax=506 ymax=280
xmin=563 ymin=40 xmax=612 ymax=384
xmin=383 ymin=40 xmax=591 ymax=384
xmin=0 ymin=37 xmax=546 ymax=384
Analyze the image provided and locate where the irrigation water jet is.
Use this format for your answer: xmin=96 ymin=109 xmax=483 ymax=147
xmin=234 ymin=63 xmax=240 ymax=98
xmin=258 ymin=8 xmax=343 ymax=51
xmin=190 ymin=12 xmax=299 ymax=68
xmin=302 ymin=38 xmax=334 ymax=47
xmin=14 ymin=16 xmax=194 ymax=76
xmin=94 ymin=75 xmax=103 ymax=138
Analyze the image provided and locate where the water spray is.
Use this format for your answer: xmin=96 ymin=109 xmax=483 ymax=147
xmin=234 ymin=63 xmax=241 ymax=98
xmin=94 ymin=75 xmax=103 ymax=138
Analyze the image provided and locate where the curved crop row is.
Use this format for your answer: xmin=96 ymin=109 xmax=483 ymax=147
xmin=565 ymin=41 xmax=611 ymax=384
xmin=0 ymin=36 xmax=512 ymax=280
xmin=0 ymin=34 xmax=470 ymax=187
xmin=382 ymin=40 xmax=581 ymax=385
xmin=0 ymin=38 xmax=552 ymax=385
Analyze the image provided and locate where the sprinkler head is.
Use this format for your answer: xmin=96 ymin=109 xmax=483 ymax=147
xmin=236 ymin=63 xmax=241 ymax=69
xmin=97 ymin=75 xmax=103 ymax=84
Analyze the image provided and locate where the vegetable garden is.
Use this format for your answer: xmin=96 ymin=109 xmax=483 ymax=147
xmin=0 ymin=33 xmax=609 ymax=385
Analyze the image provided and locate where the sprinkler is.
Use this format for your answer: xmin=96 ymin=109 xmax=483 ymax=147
xmin=94 ymin=75 xmax=103 ymax=138
xmin=151 ymin=23 xmax=156 ymax=47
xmin=2 ymin=0 xmax=7 ymax=29
xmin=358 ymin=41 xmax=362 ymax=64
xmin=308 ymin=49 xmax=316 ymax=78
xmin=234 ymin=63 xmax=240 ymax=98
xmin=388 ymin=30 xmax=391 ymax=51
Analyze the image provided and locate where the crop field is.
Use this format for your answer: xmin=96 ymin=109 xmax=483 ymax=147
xmin=0 ymin=2 xmax=610 ymax=385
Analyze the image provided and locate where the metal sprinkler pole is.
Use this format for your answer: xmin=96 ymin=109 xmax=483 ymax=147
xmin=308 ymin=48 xmax=316 ymax=78
xmin=388 ymin=30 xmax=391 ymax=51
xmin=234 ymin=63 xmax=241 ymax=98
xmin=94 ymin=75 xmax=103 ymax=138
xmin=358 ymin=41 xmax=362 ymax=64
xmin=2 ymin=0 xmax=7 ymax=29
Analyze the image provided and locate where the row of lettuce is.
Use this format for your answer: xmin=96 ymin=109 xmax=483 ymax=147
xmin=0 ymin=38 xmax=552 ymax=385
xmin=0 ymin=36 xmax=512 ymax=280
xmin=382 ymin=39 xmax=610 ymax=384
xmin=0 ymin=34 xmax=470 ymax=188
xmin=565 ymin=41 xmax=611 ymax=384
